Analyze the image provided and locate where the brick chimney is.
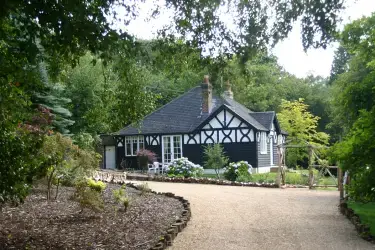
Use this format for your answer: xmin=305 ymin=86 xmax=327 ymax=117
xmin=201 ymin=75 xmax=212 ymax=113
xmin=224 ymin=80 xmax=233 ymax=99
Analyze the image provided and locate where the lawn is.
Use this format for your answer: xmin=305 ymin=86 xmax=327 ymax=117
xmin=348 ymin=201 xmax=375 ymax=236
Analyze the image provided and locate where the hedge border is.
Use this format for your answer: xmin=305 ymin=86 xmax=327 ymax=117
xmin=339 ymin=201 xmax=374 ymax=243
xmin=126 ymin=174 xmax=309 ymax=189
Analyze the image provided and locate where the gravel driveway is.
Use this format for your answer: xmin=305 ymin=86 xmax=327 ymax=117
xmin=130 ymin=181 xmax=374 ymax=250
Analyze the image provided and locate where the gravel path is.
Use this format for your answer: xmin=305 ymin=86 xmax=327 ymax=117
xmin=129 ymin=181 xmax=374 ymax=250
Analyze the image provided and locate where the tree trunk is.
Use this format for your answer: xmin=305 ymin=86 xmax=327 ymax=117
xmin=55 ymin=178 xmax=60 ymax=200
xmin=47 ymin=168 xmax=55 ymax=200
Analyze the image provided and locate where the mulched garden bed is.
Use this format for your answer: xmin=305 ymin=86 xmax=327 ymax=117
xmin=0 ymin=184 xmax=184 ymax=249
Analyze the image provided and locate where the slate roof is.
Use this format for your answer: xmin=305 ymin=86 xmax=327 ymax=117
xmin=117 ymin=86 xmax=280 ymax=135
xmin=250 ymin=112 xmax=275 ymax=130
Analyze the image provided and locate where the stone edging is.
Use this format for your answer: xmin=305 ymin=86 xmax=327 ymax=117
xmin=127 ymin=175 xmax=309 ymax=188
xmin=126 ymin=182 xmax=191 ymax=250
xmin=94 ymin=171 xmax=191 ymax=250
xmin=339 ymin=201 xmax=374 ymax=243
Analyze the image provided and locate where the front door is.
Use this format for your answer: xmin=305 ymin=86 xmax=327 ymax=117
xmin=162 ymin=135 xmax=182 ymax=164
xmin=105 ymin=146 xmax=116 ymax=169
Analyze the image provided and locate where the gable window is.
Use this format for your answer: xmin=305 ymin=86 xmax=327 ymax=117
xmin=125 ymin=136 xmax=144 ymax=156
xmin=162 ymin=135 xmax=182 ymax=163
xmin=260 ymin=132 xmax=267 ymax=154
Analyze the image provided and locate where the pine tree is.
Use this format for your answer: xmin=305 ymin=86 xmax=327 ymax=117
xmin=33 ymin=63 xmax=75 ymax=134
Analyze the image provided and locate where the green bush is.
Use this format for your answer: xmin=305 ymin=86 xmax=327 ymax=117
xmin=112 ymin=185 xmax=130 ymax=212
xmin=223 ymin=161 xmax=252 ymax=181
xmin=203 ymin=144 xmax=229 ymax=178
xmin=74 ymin=180 xmax=104 ymax=212
xmin=87 ymin=179 xmax=106 ymax=193
xmin=285 ymin=173 xmax=308 ymax=185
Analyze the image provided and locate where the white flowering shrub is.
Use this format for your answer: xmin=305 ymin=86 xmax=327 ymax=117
xmin=223 ymin=161 xmax=253 ymax=181
xmin=167 ymin=157 xmax=204 ymax=177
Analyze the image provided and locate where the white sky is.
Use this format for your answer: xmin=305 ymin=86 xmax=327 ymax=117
xmin=121 ymin=0 xmax=375 ymax=78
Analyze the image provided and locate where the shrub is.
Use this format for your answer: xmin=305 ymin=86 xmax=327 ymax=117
xmin=74 ymin=180 xmax=104 ymax=212
xmin=137 ymin=149 xmax=157 ymax=171
xmin=87 ymin=179 xmax=106 ymax=193
xmin=223 ymin=161 xmax=253 ymax=181
xmin=203 ymin=144 xmax=229 ymax=178
xmin=137 ymin=182 xmax=151 ymax=195
xmin=167 ymin=157 xmax=204 ymax=178
xmin=112 ymin=185 xmax=130 ymax=211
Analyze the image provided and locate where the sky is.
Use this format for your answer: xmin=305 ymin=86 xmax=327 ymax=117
xmin=122 ymin=0 xmax=375 ymax=78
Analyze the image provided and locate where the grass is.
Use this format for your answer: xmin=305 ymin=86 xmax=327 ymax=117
xmin=202 ymin=173 xmax=220 ymax=179
xmin=348 ymin=201 xmax=375 ymax=236
xmin=203 ymin=171 xmax=336 ymax=187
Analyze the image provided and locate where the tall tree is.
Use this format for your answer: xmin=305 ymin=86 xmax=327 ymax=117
xmin=331 ymin=13 xmax=375 ymax=202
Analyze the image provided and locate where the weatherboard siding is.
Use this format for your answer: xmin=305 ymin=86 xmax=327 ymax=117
xmin=257 ymin=140 xmax=270 ymax=169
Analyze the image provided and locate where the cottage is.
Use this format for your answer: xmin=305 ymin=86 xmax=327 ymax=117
xmin=101 ymin=76 xmax=286 ymax=173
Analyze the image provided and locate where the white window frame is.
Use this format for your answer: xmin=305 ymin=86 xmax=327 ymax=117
xmin=260 ymin=132 xmax=267 ymax=154
xmin=162 ymin=135 xmax=183 ymax=164
xmin=125 ymin=136 xmax=144 ymax=156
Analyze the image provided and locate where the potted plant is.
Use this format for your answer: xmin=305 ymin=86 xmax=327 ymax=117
xmin=136 ymin=149 xmax=156 ymax=172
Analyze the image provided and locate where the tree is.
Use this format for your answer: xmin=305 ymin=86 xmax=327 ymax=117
xmin=39 ymin=133 xmax=100 ymax=200
xmin=33 ymin=64 xmax=75 ymax=134
xmin=330 ymin=13 xmax=375 ymax=202
xmin=278 ymin=99 xmax=329 ymax=168
xmin=203 ymin=144 xmax=229 ymax=178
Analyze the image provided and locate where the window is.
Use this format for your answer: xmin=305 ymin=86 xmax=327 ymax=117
xmin=125 ymin=136 xmax=144 ymax=156
xmin=260 ymin=132 xmax=267 ymax=154
xmin=162 ymin=135 xmax=182 ymax=163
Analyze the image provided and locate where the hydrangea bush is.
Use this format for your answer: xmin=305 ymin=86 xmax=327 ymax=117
xmin=223 ymin=161 xmax=253 ymax=181
xmin=167 ymin=157 xmax=204 ymax=178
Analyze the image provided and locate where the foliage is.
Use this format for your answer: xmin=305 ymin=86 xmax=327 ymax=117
xmin=32 ymin=64 xmax=75 ymax=134
xmin=72 ymin=132 xmax=100 ymax=151
xmin=75 ymin=180 xmax=104 ymax=212
xmin=223 ymin=161 xmax=252 ymax=182
xmin=203 ymin=144 xmax=229 ymax=178
xmin=87 ymin=179 xmax=106 ymax=193
xmin=112 ymin=185 xmax=130 ymax=211
xmin=0 ymin=104 xmax=52 ymax=203
xmin=278 ymin=99 xmax=330 ymax=168
xmin=39 ymin=133 xmax=100 ymax=199
xmin=137 ymin=183 xmax=151 ymax=196
xmin=330 ymin=13 xmax=375 ymax=202
xmin=167 ymin=158 xmax=204 ymax=178
xmin=136 ymin=149 xmax=157 ymax=163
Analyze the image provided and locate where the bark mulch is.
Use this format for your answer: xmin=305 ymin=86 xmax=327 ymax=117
xmin=0 ymin=183 xmax=183 ymax=250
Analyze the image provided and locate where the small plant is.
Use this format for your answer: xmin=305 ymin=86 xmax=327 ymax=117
xmin=87 ymin=179 xmax=106 ymax=193
xmin=112 ymin=185 xmax=130 ymax=212
xmin=74 ymin=180 xmax=104 ymax=212
xmin=236 ymin=174 xmax=252 ymax=182
xmin=167 ymin=157 xmax=204 ymax=178
xmin=138 ymin=182 xmax=151 ymax=195
xmin=203 ymin=144 xmax=229 ymax=179
xmin=223 ymin=161 xmax=253 ymax=181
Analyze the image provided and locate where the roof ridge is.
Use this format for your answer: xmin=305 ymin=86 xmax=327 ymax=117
xmin=117 ymin=86 xmax=201 ymax=134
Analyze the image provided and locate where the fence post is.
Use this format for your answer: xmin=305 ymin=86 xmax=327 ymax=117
xmin=338 ymin=165 xmax=343 ymax=199
xmin=308 ymin=145 xmax=314 ymax=189
xmin=277 ymin=145 xmax=282 ymax=188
